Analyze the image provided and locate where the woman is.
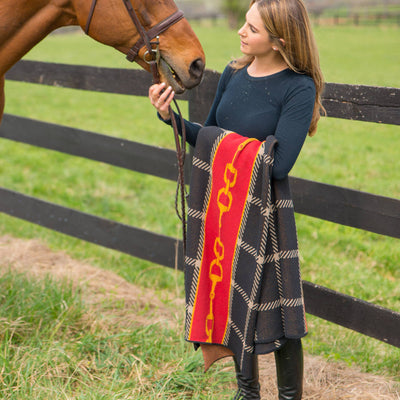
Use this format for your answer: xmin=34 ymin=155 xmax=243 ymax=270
xmin=149 ymin=1 xmax=324 ymax=398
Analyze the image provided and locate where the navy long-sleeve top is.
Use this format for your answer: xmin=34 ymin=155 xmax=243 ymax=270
xmin=163 ymin=63 xmax=316 ymax=179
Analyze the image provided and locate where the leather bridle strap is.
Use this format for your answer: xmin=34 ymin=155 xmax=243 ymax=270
xmin=122 ymin=2 xmax=184 ymax=63
xmin=85 ymin=0 xmax=184 ymax=65
xmin=169 ymin=100 xmax=187 ymax=253
xmin=84 ymin=0 xmax=188 ymax=252
xmin=84 ymin=0 xmax=99 ymax=35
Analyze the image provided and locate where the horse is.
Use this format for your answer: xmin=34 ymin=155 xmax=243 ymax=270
xmin=0 ymin=0 xmax=206 ymax=122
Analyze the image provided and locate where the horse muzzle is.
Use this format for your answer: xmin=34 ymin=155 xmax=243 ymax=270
xmin=158 ymin=56 xmax=204 ymax=94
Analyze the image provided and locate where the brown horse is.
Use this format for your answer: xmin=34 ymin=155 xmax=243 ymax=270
xmin=0 ymin=0 xmax=205 ymax=122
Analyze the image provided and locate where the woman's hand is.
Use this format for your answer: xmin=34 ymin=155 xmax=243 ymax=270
xmin=148 ymin=82 xmax=175 ymax=120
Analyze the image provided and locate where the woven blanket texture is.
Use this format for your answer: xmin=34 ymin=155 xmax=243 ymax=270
xmin=184 ymin=126 xmax=307 ymax=378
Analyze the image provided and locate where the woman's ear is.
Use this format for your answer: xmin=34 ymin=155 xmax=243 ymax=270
xmin=279 ymin=38 xmax=286 ymax=47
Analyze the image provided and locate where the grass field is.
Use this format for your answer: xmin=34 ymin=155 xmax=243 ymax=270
xmin=1 ymin=20 xmax=400 ymax=397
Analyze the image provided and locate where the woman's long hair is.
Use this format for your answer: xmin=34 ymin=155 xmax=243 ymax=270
xmin=233 ymin=0 xmax=325 ymax=136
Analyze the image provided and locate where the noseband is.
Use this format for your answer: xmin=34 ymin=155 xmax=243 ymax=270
xmin=85 ymin=0 xmax=184 ymax=82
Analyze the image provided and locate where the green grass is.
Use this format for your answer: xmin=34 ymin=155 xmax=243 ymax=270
xmin=1 ymin=21 xmax=400 ymax=391
xmin=0 ymin=270 xmax=235 ymax=399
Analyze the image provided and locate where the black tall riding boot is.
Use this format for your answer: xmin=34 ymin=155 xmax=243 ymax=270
xmin=274 ymin=339 xmax=304 ymax=400
xmin=233 ymin=355 xmax=261 ymax=400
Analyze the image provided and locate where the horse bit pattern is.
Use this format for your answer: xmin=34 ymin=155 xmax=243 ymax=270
xmin=85 ymin=0 xmax=188 ymax=251
xmin=205 ymin=139 xmax=254 ymax=342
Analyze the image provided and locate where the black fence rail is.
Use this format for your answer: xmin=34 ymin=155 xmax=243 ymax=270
xmin=2 ymin=60 xmax=400 ymax=348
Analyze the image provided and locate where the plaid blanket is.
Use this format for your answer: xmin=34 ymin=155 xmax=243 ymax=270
xmin=184 ymin=127 xmax=307 ymax=378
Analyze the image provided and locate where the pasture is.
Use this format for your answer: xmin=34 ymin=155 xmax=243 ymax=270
xmin=1 ymin=21 xmax=399 ymax=398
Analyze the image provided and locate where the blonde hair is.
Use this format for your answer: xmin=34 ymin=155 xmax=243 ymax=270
xmin=233 ymin=0 xmax=325 ymax=136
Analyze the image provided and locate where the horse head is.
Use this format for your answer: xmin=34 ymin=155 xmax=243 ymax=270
xmin=0 ymin=0 xmax=205 ymax=122
xmin=74 ymin=0 xmax=205 ymax=93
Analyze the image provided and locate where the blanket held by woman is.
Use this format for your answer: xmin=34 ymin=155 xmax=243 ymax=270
xmin=184 ymin=126 xmax=307 ymax=378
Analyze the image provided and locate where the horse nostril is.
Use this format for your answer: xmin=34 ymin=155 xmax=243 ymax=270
xmin=189 ymin=58 xmax=205 ymax=80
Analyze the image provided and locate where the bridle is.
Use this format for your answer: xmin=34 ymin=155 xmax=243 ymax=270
xmin=85 ymin=0 xmax=184 ymax=81
xmin=85 ymin=0 xmax=188 ymax=252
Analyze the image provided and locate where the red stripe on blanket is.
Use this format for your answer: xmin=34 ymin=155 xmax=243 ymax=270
xmin=188 ymin=132 xmax=263 ymax=344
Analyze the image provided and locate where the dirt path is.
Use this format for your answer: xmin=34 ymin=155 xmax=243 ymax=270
xmin=0 ymin=235 xmax=398 ymax=399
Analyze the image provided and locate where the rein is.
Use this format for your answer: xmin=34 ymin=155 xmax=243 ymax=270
xmin=85 ymin=0 xmax=187 ymax=252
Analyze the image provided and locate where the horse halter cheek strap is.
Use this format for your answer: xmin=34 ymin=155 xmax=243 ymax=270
xmin=84 ymin=0 xmax=188 ymax=252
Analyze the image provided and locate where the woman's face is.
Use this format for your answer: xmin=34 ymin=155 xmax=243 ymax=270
xmin=238 ymin=3 xmax=274 ymax=58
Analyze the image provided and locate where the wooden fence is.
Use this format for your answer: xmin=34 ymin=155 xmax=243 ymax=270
xmin=2 ymin=60 xmax=400 ymax=349
xmin=312 ymin=12 xmax=400 ymax=26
